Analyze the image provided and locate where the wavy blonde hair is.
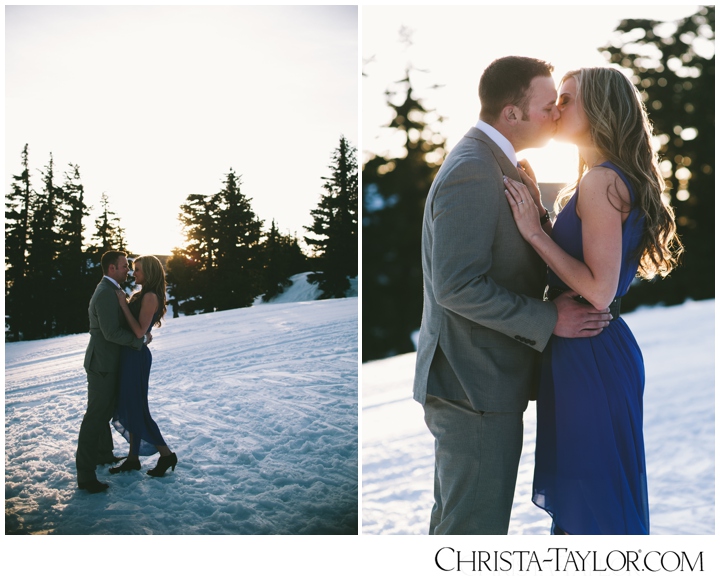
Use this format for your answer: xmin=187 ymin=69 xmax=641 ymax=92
xmin=555 ymin=67 xmax=683 ymax=279
xmin=129 ymin=255 xmax=167 ymax=327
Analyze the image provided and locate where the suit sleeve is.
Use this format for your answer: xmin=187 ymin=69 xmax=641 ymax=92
xmin=430 ymin=156 xmax=557 ymax=351
xmin=96 ymin=288 xmax=144 ymax=350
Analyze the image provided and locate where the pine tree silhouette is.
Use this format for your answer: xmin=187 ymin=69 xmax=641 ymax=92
xmin=362 ymin=70 xmax=447 ymax=360
xmin=214 ymin=170 xmax=264 ymax=310
xmin=167 ymin=169 xmax=265 ymax=314
xmin=305 ymin=136 xmax=358 ymax=298
xmin=5 ymin=144 xmax=34 ymax=340
xmin=22 ymin=154 xmax=66 ymax=338
xmin=259 ymin=220 xmax=307 ymax=301
xmin=56 ymin=164 xmax=92 ymax=334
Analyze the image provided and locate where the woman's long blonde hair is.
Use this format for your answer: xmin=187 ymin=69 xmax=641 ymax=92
xmin=555 ymin=67 xmax=683 ymax=279
xmin=129 ymin=255 xmax=167 ymax=327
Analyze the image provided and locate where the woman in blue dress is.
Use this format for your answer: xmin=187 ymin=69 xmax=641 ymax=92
xmin=109 ymin=255 xmax=178 ymax=478
xmin=503 ymin=67 xmax=682 ymax=534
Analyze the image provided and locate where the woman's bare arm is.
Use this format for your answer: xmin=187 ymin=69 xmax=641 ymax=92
xmin=504 ymin=167 xmax=628 ymax=310
xmin=115 ymin=291 xmax=159 ymax=338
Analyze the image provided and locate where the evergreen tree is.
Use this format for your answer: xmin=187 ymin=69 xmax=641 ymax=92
xmin=167 ymin=193 xmax=218 ymax=314
xmin=86 ymin=192 xmax=132 ymax=293
xmin=600 ymin=6 xmax=714 ymax=309
xmin=362 ymin=70 xmax=447 ymax=361
xmin=213 ymin=170 xmax=264 ymax=310
xmin=55 ymin=164 xmax=92 ymax=334
xmin=304 ymin=136 xmax=358 ymax=298
xmin=88 ymin=193 xmax=129 ymax=264
xmin=259 ymin=220 xmax=308 ymax=301
xmin=167 ymin=169 xmax=264 ymax=314
xmin=166 ymin=247 xmax=204 ymax=316
xmin=92 ymin=193 xmax=128 ymax=252
xmin=5 ymin=144 xmax=34 ymax=340
xmin=24 ymin=153 xmax=64 ymax=338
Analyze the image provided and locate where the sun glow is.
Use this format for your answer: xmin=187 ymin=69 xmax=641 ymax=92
xmin=363 ymin=5 xmax=698 ymax=187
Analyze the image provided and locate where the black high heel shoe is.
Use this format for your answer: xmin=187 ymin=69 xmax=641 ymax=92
xmin=109 ymin=458 xmax=141 ymax=474
xmin=147 ymin=452 xmax=177 ymax=477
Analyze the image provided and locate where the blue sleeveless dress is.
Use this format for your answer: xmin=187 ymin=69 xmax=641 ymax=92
xmin=532 ymin=161 xmax=650 ymax=535
xmin=112 ymin=300 xmax=167 ymax=456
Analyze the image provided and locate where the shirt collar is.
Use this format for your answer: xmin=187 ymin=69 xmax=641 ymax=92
xmin=474 ymin=119 xmax=518 ymax=167
xmin=103 ymin=275 xmax=122 ymax=289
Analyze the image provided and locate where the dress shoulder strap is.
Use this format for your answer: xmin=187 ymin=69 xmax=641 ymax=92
xmin=598 ymin=161 xmax=636 ymax=203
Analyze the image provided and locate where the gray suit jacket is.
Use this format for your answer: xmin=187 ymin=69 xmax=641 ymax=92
xmin=413 ymin=127 xmax=558 ymax=413
xmin=83 ymin=278 xmax=143 ymax=374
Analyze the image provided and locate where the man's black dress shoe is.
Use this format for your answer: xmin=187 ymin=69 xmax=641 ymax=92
xmin=97 ymin=455 xmax=127 ymax=466
xmin=109 ymin=458 xmax=141 ymax=474
xmin=78 ymin=479 xmax=109 ymax=493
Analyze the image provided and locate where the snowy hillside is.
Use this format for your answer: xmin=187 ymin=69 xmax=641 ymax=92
xmin=5 ymin=294 xmax=358 ymax=535
xmin=362 ymin=300 xmax=715 ymax=535
xmin=252 ymin=272 xmax=358 ymax=306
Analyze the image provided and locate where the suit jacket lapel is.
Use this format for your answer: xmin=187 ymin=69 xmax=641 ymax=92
xmin=464 ymin=127 xmax=522 ymax=181
xmin=101 ymin=277 xmax=121 ymax=292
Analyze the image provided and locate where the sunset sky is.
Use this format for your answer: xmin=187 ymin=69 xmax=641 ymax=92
xmin=362 ymin=4 xmax=705 ymax=184
xmin=5 ymin=5 xmax=358 ymax=255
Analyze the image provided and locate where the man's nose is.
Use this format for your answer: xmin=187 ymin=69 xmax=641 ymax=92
xmin=552 ymin=105 xmax=561 ymax=121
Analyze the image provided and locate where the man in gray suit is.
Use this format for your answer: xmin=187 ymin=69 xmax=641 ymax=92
xmin=413 ymin=56 xmax=611 ymax=534
xmin=76 ymin=251 xmax=150 ymax=493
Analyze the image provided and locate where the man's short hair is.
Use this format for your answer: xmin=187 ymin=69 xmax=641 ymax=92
xmin=101 ymin=250 xmax=126 ymax=275
xmin=479 ymin=56 xmax=554 ymax=122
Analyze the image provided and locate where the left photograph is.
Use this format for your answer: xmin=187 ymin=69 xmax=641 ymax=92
xmin=5 ymin=5 xmax=358 ymax=535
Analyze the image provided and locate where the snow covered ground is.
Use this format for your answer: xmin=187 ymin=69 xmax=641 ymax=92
xmin=363 ymin=300 xmax=715 ymax=536
xmin=5 ymin=276 xmax=358 ymax=535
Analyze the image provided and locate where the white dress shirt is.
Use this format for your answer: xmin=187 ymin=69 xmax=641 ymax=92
xmin=474 ymin=119 xmax=518 ymax=167
xmin=103 ymin=275 xmax=122 ymax=289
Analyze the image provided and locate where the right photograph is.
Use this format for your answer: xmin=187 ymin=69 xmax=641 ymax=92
xmin=362 ymin=5 xmax=714 ymax=535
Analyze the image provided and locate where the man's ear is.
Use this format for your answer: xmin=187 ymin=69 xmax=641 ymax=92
xmin=502 ymin=104 xmax=520 ymax=125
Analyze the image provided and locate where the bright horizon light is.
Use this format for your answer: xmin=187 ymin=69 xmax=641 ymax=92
xmin=363 ymin=4 xmax=701 ymax=185
xmin=6 ymin=5 xmax=358 ymax=256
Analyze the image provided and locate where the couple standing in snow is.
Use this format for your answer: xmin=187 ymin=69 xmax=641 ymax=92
xmin=413 ymin=57 xmax=682 ymax=534
xmin=75 ymin=250 xmax=177 ymax=493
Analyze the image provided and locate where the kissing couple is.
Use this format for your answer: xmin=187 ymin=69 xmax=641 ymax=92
xmin=414 ymin=56 xmax=682 ymax=535
xmin=75 ymin=251 xmax=178 ymax=493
